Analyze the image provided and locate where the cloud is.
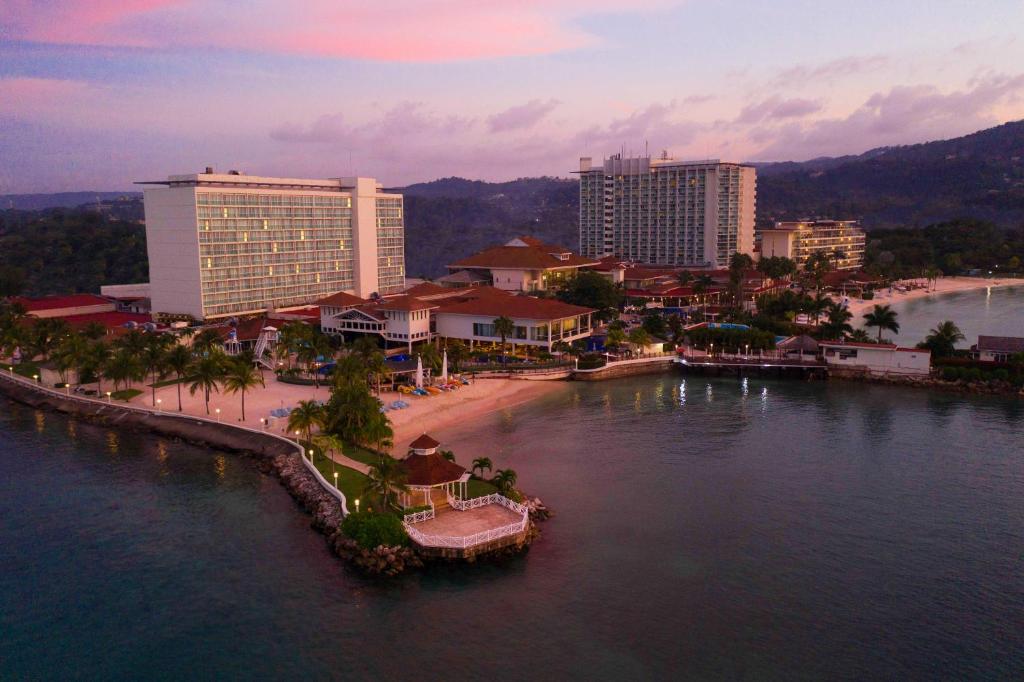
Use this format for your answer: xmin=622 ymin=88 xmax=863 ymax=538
xmin=2 ymin=0 xmax=674 ymax=62
xmin=735 ymin=96 xmax=822 ymax=124
xmin=487 ymin=99 xmax=560 ymax=132
xmin=773 ymin=55 xmax=890 ymax=87
xmin=751 ymin=74 xmax=1024 ymax=160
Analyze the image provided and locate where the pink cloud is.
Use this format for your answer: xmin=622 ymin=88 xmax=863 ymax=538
xmin=487 ymin=99 xmax=560 ymax=132
xmin=1 ymin=0 xmax=672 ymax=62
xmin=735 ymin=96 xmax=822 ymax=124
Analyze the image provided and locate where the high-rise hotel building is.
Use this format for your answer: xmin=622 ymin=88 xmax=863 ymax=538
xmin=759 ymin=220 xmax=866 ymax=270
xmin=578 ymin=155 xmax=756 ymax=267
xmin=141 ymin=170 xmax=405 ymax=321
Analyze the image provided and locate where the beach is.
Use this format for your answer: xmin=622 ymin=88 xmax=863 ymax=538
xmin=125 ymin=372 xmax=563 ymax=454
xmin=840 ymin=276 xmax=1024 ymax=318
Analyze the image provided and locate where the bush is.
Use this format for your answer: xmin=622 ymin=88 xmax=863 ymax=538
xmin=576 ymin=354 xmax=606 ymax=370
xmin=862 ymin=290 xmax=875 ymax=300
xmin=340 ymin=511 xmax=408 ymax=549
xmin=942 ymin=367 xmax=961 ymax=381
xmin=992 ymin=369 xmax=1010 ymax=382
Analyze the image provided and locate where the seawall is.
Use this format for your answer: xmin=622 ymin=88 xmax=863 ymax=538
xmin=572 ymin=356 xmax=676 ymax=381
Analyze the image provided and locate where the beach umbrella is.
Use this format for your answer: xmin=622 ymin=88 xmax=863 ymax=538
xmin=441 ymin=349 xmax=448 ymax=383
xmin=415 ymin=355 xmax=423 ymax=389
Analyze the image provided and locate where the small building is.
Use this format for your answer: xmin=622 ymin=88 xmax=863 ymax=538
xmin=819 ymin=340 xmax=931 ymax=376
xmin=434 ymin=293 xmax=595 ymax=351
xmin=14 ymin=294 xmax=117 ymax=319
xmin=399 ymin=434 xmax=471 ymax=509
xmin=446 ymin=236 xmax=599 ymax=293
xmin=778 ymin=334 xmax=819 ymax=360
xmin=972 ymin=336 xmax=1024 ymax=363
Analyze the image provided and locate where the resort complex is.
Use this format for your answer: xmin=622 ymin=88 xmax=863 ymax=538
xmin=140 ymin=170 xmax=405 ymax=321
xmin=758 ymin=220 xmax=867 ymax=270
xmin=577 ymin=154 xmax=756 ymax=267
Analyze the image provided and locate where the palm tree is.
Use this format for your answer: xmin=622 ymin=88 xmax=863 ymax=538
xmin=363 ymin=456 xmax=409 ymax=510
xmin=141 ymin=334 xmax=172 ymax=406
xmin=831 ymin=248 xmax=848 ymax=270
xmin=471 ymin=457 xmax=493 ymax=479
xmin=849 ymin=328 xmax=872 ymax=343
xmin=187 ymin=354 xmax=224 ymax=415
xmin=81 ymin=321 xmax=107 ymax=341
xmin=493 ymin=315 xmax=515 ymax=365
xmin=287 ymin=399 xmax=326 ymax=445
xmin=922 ymin=320 xmax=965 ymax=358
xmin=925 ymin=266 xmax=941 ymax=291
xmin=628 ymin=327 xmax=652 ymax=354
xmin=104 ymin=348 xmax=142 ymax=392
xmin=819 ymin=303 xmax=854 ymax=340
xmin=191 ymin=328 xmax=223 ymax=357
xmin=86 ymin=341 xmax=111 ymax=394
xmin=693 ymin=274 xmax=715 ymax=317
xmin=805 ymin=293 xmax=830 ymax=326
xmin=444 ymin=340 xmax=470 ymax=371
xmin=222 ymin=356 xmax=265 ymax=422
xmin=492 ymin=468 xmax=518 ymax=496
xmin=164 ymin=344 xmax=193 ymax=411
xmin=863 ymin=304 xmax=900 ymax=343
xmin=313 ymin=432 xmax=345 ymax=478
xmin=439 ymin=449 xmax=456 ymax=462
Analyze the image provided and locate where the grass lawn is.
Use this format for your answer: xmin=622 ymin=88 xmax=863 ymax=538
xmin=110 ymin=388 xmax=143 ymax=402
xmin=311 ymin=451 xmax=369 ymax=505
xmin=343 ymin=443 xmax=389 ymax=466
xmin=10 ymin=362 xmax=40 ymax=380
xmin=466 ymin=478 xmax=499 ymax=498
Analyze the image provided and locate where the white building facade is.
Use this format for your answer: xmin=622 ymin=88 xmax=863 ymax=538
xmin=759 ymin=220 xmax=866 ymax=270
xmin=142 ymin=171 xmax=405 ymax=321
xmin=819 ymin=341 xmax=931 ymax=376
xmin=578 ymin=155 xmax=756 ymax=267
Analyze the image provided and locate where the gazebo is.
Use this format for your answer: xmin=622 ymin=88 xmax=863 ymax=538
xmin=399 ymin=434 xmax=471 ymax=509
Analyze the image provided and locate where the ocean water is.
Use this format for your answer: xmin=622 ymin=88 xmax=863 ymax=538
xmin=869 ymin=284 xmax=1024 ymax=347
xmin=3 ymin=293 xmax=1024 ymax=679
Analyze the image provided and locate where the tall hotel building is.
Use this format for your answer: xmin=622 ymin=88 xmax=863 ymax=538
xmin=578 ymin=155 xmax=756 ymax=267
xmin=141 ymin=170 xmax=405 ymax=321
xmin=759 ymin=220 xmax=866 ymax=270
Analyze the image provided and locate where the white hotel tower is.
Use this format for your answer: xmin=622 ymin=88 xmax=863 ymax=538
xmin=141 ymin=169 xmax=405 ymax=321
xmin=578 ymin=155 xmax=756 ymax=267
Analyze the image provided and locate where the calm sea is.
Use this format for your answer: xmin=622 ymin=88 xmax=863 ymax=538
xmin=875 ymin=284 xmax=1024 ymax=346
xmin=2 ymin=296 xmax=1024 ymax=680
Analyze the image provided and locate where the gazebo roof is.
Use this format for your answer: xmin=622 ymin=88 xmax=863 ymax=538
xmin=409 ymin=433 xmax=440 ymax=449
xmin=401 ymin=452 xmax=466 ymax=486
xmin=778 ymin=334 xmax=819 ymax=353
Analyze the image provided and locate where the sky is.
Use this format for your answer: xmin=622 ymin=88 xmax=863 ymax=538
xmin=2 ymin=0 xmax=1024 ymax=193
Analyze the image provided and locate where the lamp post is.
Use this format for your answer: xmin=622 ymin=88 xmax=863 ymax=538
xmin=156 ymin=398 xmax=162 ymax=413
xmin=355 ymin=498 xmax=360 ymax=514
xmin=308 ymin=448 xmax=314 ymax=464
xmin=106 ymin=391 xmax=112 ymax=403
xmin=215 ymin=408 xmax=221 ymax=422
xmin=33 ymin=374 xmax=39 ymax=384
xmin=333 ymin=471 xmax=338 ymax=489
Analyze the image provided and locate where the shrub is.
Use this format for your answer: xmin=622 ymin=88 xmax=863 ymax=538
xmin=862 ymin=290 xmax=875 ymax=300
xmin=942 ymin=367 xmax=960 ymax=381
xmin=992 ymin=369 xmax=1010 ymax=382
xmin=576 ymin=354 xmax=606 ymax=370
xmin=340 ymin=511 xmax=408 ymax=549
xmin=966 ymin=368 xmax=983 ymax=382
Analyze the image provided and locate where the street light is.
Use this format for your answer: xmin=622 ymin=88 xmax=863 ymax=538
xmin=156 ymin=398 xmax=162 ymax=413
xmin=106 ymin=391 xmax=112 ymax=402
xmin=333 ymin=471 xmax=339 ymax=489
xmin=215 ymin=408 xmax=221 ymax=422
xmin=33 ymin=374 xmax=39 ymax=384
xmin=308 ymin=448 xmax=314 ymax=464
xmin=355 ymin=498 xmax=360 ymax=513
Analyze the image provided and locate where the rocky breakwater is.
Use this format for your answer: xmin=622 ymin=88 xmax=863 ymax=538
xmin=329 ymin=538 xmax=423 ymax=577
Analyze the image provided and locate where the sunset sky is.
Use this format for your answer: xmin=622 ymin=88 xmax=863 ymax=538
xmin=2 ymin=0 xmax=1024 ymax=192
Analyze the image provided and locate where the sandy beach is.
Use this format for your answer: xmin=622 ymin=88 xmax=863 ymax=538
xmin=840 ymin=276 xmax=1024 ymax=318
xmin=124 ymin=372 xmax=563 ymax=455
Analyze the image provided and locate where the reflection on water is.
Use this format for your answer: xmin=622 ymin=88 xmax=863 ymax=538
xmin=34 ymin=410 xmax=45 ymax=433
xmin=105 ymin=431 xmax=119 ymax=455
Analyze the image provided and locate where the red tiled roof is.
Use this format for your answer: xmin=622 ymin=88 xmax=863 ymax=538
xmin=401 ymin=282 xmax=450 ymax=298
xmin=449 ymin=245 xmax=598 ymax=271
xmin=976 ymin=336 xmax=1024 ymax=353
xmin=375 ymin=295 xmax=439 ymax=312
xmin=14 ymin=294 xmax=113 ymax=312
xmin=409 ymin=433 xmax=440 ymax=449
xmin=435 ymin=294 xmax=595 ymax=320
xmin=401 ymin=452 xmax=466 ymax=486
xmin=315 ymin=291 xmax=366 ymax=308
xmin=819 ymin=340 xmax=897 ymax=349
xmin=59 ymin=311 xmax=153 ymax=329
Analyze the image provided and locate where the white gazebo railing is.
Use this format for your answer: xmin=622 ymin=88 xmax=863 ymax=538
xmin=447 ymin=492 xmax=528 ymax=515
xmin=402 ymin=506 xmax=436 ymax=524
xmin=404 ymin=517 xmax=529 ymax=550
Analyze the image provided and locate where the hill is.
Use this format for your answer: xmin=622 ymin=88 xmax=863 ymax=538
xmin=0 ymin=191 xmax=141 ymax=211
xmin=754 ymin=120 xmax=1024 ymax=228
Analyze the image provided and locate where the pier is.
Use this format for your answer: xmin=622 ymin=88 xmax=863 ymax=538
xmin=674 ymin=352 xmax=828 ymax=379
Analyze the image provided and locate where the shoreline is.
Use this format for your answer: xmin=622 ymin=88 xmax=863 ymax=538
xmin=840 ymin=276 xmax=1024 ymax=319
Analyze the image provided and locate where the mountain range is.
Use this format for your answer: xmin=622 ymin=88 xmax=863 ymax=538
xmin=3 ymin=120 xmax=1022 ymax=278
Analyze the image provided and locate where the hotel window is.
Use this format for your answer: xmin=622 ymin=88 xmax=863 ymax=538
xmin=206 ymin=258 xmax=212 ymax=268
xmin=262 ymin=220 xmax=268 ymax=230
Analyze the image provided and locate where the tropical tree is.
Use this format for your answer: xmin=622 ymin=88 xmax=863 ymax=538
xmin=287 ymin=399 xmax=326 ymax=444
xmin=493 ymin=315 xmax=515 ymax=365
xmin=628 ymin=327 xmax=653 ymax=353
xmin=191 ymin=328 xmax=223 ymax=357
xmin=831 ymin=248 xmax=848 ymax=270
xmin=444 ymin=340 xmax=470 ymax=371
xmin=863 ymin=304 xmax=900 ymax=343
xmin=312 ymin=432 xmax=346 ymax=478
xmin=924 ymin=266 xmax=941 ymax=291
xmin=492 ymin=468 xmax=518 ymax=496
xmin=471 ymin=457 xmax=493 ymax=479
xmin=420 ymin=343 xmax=442 ymax=373
xmin=104 ymin=348 xmax=143 ymax=392
xmin=84 ymin=341 xmax=111 ymax=394
xmin=556 ymin=270 xmax=624 ymax=322
xmin=819 ymin=303 xmax=854 ymax=340
xmin=605 ymin=326 xmax=627 ymax=352
xmin=141 ymin=334 xmax=173 ymax=406
xmin=920 ymin=320 xmax=965 ymax=358
xmin=363 ymin=455 xmax=409 ymax=510
xmin=163 ymin=343 xmax=193 ymax=411
xmin=804 ymin=251 xmax=833 ymax=292
xmin=805 ymin=292 xmax=831 ymax=326
xmin=692 ymin=274 xmax=715 ymax=317
xmin=728 ymin=252 xmax=755 ymax=305
xmin=222 ymin=356 xmax=265 ymax=422
xmin=81 ymin=321 xmax=108 ymax=341
xmin=187 ymin=354 xmax=224 ymax=415
xmin=849 ymin=328 xmax=872 ymax=343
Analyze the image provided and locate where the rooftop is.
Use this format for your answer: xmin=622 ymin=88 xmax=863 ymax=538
xmin=401 ymin=452 xmax=466 ymax=486
xmin=449 ymin=238 xmax=598 ymax=271
xmin=315 ymin=291 xmax=367 ymax=308
xmin=435 ymin=293 xmax=595 ymax=320
xmin=14 ymin=294 xmax=114 ymax=312
xmin=976 ymin=335 xmax=1024 ymax=353
xmin=376 ymin=295 xmax=440 ymax=312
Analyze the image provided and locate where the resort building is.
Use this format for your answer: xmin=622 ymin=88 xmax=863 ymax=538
xmin=819 ymin=341 xmax=931 ymax=376
xmin=577 ymin=155 xmax=756 ymax=267
xmin=759 ymin=220 xmax=866 ymax=270
xmin=446 ymin=237 xmax=599 ymax=293
xmin=317 ymin=285 xmax=596 ymax=352
xmin=140 ymin=169 xmax=405 ymax=322
xmin=972 ymin=336 xmax=1024 ymax=363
